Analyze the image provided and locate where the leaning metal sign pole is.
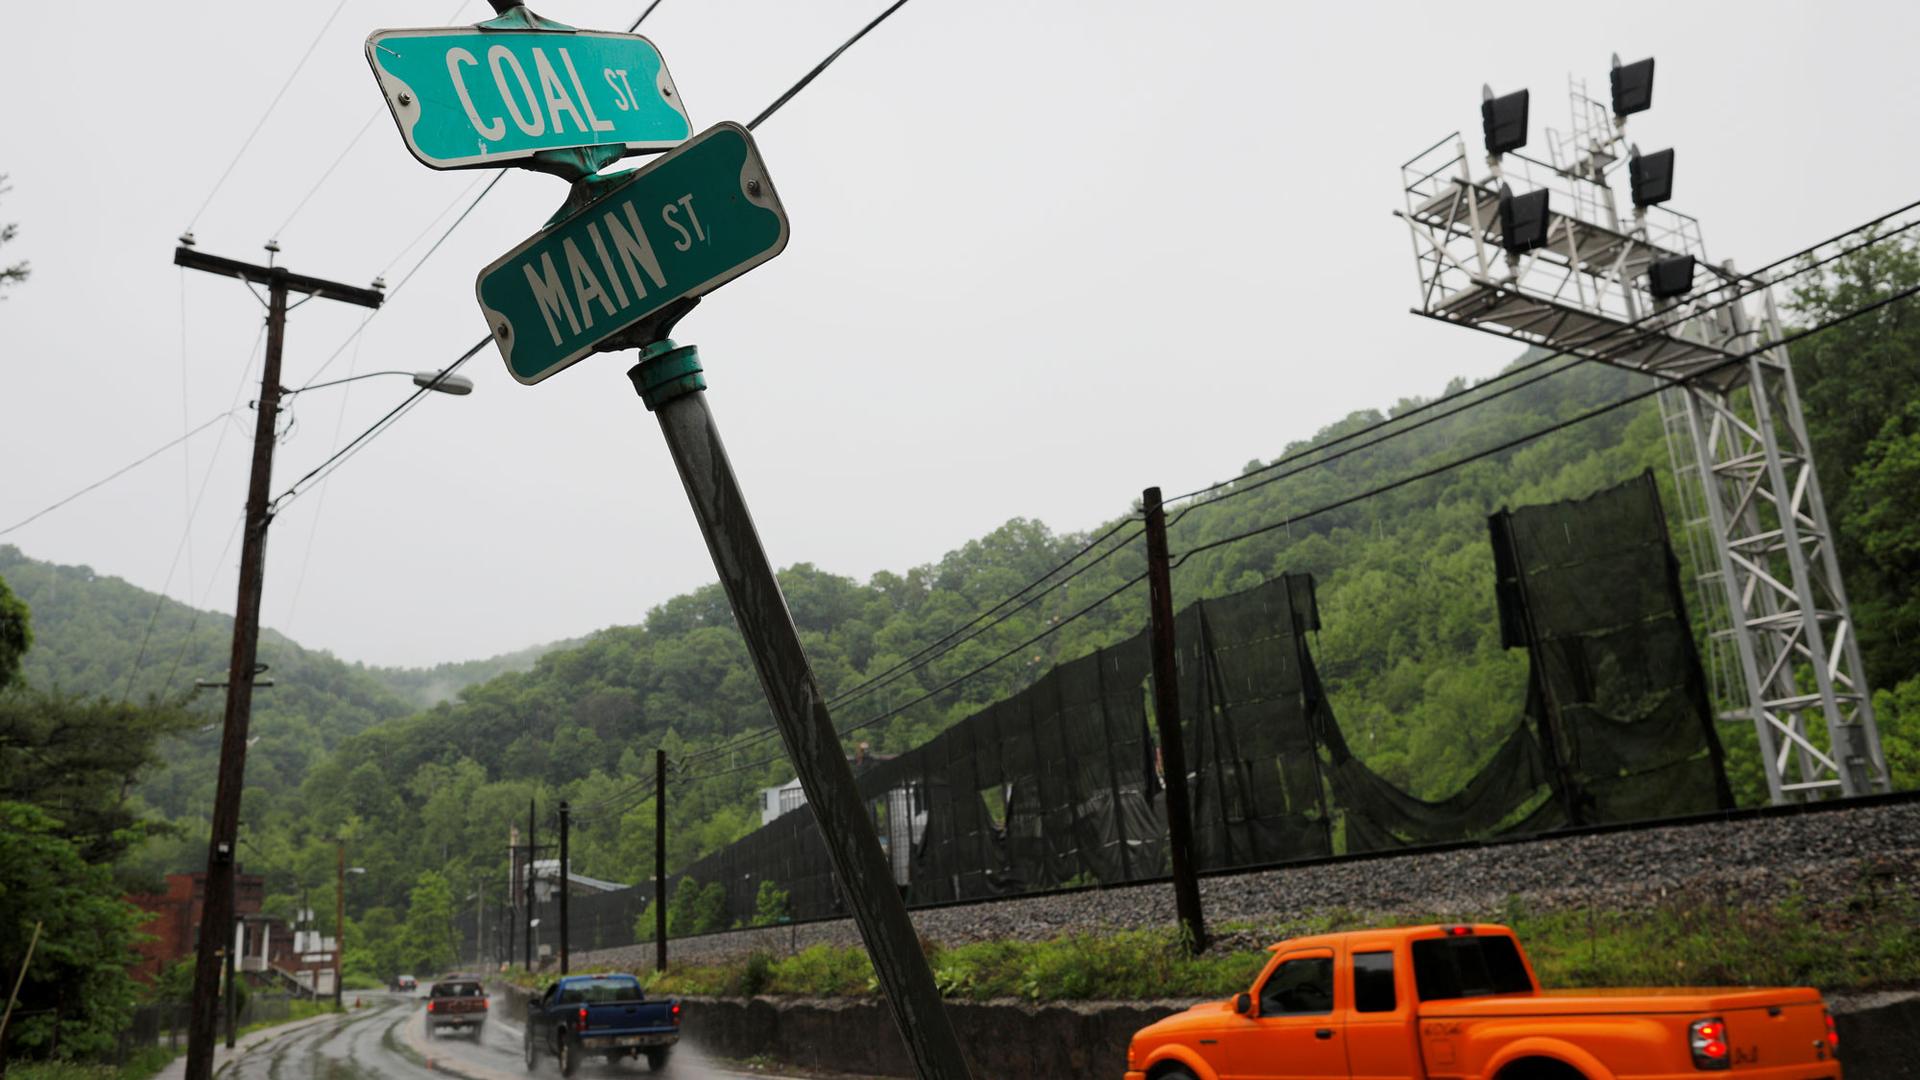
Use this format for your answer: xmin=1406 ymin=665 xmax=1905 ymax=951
xmin=367 ymin=6 xmax=970 ymax=1076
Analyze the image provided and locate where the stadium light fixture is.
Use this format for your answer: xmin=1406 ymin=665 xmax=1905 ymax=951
xmin=1629 ymin=146 xmax=1676 ymax=207
xmin=1648 ymin=254 xmax=1696 ymax=299
xmin=1482 ymin=85 xmax=1530 ymax=157
xmin=1611 ymin=54 xmax=1656 ymax=117
xmin=1499 ymin=184 xmax=1551 ymax=254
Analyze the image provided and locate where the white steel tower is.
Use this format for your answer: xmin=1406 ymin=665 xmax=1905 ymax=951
xmin=1395 ymin=60 xmax=1889 ymax=802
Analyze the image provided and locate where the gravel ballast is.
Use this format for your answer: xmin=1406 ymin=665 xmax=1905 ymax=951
xmin=573 ymin=798 xmax=1920 ymax=972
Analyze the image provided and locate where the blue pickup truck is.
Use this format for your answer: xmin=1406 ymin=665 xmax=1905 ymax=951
xmin=522 ymin=974 xmax=680 ymax=1074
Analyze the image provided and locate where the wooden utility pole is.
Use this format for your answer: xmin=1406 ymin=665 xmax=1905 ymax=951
xmin=558 ymin=802 xmax=570 ymax=975
xmin=630 ymin=340 xmax=972 ymax=1079
xmin=0 ymin=921 xmax=42 ymax=1055
xmin=1142 ymin=486 xmax=1209 ymax=954
xmin=178 ymin=243 xmax=382 ymax=1080
xmin=652 ymin=749 xmax=668 ymax=968
xmin=654 ymin=749 xmax=667 ymax=973
xmin=334 ymin=843 xmax=346 ymax=1010
xmin=525 ymin=801 xmax=536 ymax=971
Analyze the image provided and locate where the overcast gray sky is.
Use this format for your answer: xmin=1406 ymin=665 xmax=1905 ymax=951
xmin=3 ymin=1 xmax=1916 ymax=668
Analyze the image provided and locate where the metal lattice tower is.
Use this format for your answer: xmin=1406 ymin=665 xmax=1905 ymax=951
xmin=1395 ymin=71 xmax=1889 ymax=802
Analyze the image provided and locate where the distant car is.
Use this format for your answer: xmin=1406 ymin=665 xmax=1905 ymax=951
xmin=425 ymin=976 xmax=489 ymax=1038
xmin=391 ymin=974 xmax=418 ymax=993
xmin=524 ymin=974 xmax=680 ymax=1075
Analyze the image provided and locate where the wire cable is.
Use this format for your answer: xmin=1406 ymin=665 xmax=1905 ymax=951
xmin=748 ymin=0 xmax=914 ymax=131
xmin=1163 ymin=203 xmax=1920 ymax=533
xmin=271 ymin=0 xmax=927 ymax=509
xmin=1172 ymin=279 xmax=1920 ymax=566
xmin=1160 ymin=197 xmax=1920 ymax=513
xmin=675 ymin=523 xmax=1146 ymax=769
xmin=1 ymin=411 xmax=233 ymax=538
xmin=185 ymin=0 xmax=351 ymax=231
xmin=676 ymin=570 xmax=1149 ymax=784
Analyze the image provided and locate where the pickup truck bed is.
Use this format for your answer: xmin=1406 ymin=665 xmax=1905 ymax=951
xmin=524 ymin=974 xmax=681 ymax=1076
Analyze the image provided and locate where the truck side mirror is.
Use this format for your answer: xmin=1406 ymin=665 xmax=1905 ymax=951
xmin=1234 ymin=993 xmax=1252 ymax=1016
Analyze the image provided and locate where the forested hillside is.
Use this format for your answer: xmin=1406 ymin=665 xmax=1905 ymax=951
xmin=1 ymin=235 xmax=1913 ymax=979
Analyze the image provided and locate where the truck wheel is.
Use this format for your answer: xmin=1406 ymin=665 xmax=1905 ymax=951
xmin=523 ymin=1028 xmax=538 ymax=1071
xmin=1150 ymin=1068 xmax=1196 ymax=1080
xmin=557 ymin=1031 xmax=579 ymax=1078
xmin=645 ymin=1046 xmax=671 ymax=1071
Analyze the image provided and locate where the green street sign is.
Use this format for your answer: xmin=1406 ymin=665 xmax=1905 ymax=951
xmin=476 ymin=122 xmax=790 ymax=385
xmin=365 ymin=22 xmax=692 ymax=170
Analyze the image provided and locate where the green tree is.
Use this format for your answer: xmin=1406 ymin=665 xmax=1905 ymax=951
xmin=0 ymin=174 xmax=27 ymax=297
xmin=665 ymin=878 xmax=725 ymax=937
xmin=397 ymin=871 xmax=458 ymax=976
xmin=0 ymin=801 xmax=146 ymax=1060
xmin=750 ymin=879 xmax=790 ymax=926
xmin=0 ymin=689 xmax=196 ymax=862
xmin=0 ymin=573 xmax=28 ymax=687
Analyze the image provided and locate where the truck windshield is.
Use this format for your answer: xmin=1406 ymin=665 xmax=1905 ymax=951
xmin=1411 ymin=935 xmax=1534 ymax=1000
xmin=563 ymin=977 xmax=645 ymax=1004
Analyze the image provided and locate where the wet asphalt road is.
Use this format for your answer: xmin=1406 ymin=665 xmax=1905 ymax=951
xmin=216 ymin=993 xmax=801 ymax=1080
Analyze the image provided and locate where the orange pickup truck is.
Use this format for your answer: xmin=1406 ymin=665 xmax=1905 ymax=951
xmin=1124 ymin=924 xmax=1840 ymax=1080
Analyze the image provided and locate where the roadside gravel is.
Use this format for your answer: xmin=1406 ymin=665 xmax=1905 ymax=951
xmin=574 ymin=800 xmax=1919 ymax=971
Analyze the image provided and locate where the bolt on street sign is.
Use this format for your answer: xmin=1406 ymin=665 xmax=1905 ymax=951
xmin=365 ymin=24 xmax=692 ymax=169
xmin=476 ymin=122 xmax=790 ymax=384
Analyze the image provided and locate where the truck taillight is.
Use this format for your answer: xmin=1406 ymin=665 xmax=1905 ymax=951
xmin=427 ymin=1001 xmax=436 ymax=1013
xmin=1443 ymin=925 xmax=1474 ymax=937
xmin=480 ymin=998 xmax=488 ymax=1011
xmin=1689 ymin=1018 xmax=1730 ymax=1071
xmin=1824 ymin=1011 xmax=1839 ymax=1058
xmin=578 ymin=1006 xmax=589 ymax=1029
xmin=670 ymin=1002 xmax=681 ymax=1025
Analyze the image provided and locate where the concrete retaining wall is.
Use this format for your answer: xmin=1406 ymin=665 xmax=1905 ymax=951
xmin=676 ymin=991 xmax=1920 ymax=1080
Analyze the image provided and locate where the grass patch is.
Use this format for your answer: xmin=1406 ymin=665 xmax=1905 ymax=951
xmin=3 ymin=1044 xmax=181 ymax=1080
xmin=637 ymin=890 xmax=1920 ymax=1003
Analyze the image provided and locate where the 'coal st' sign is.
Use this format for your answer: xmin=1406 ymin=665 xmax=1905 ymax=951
xmin=475 ymin=123 xmax=790 ymax=384
xmin=366 ymin=24 xmax=693 ymax=169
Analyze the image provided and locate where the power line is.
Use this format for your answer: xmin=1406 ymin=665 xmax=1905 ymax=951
xmin=676 ymin=570 xmax=1149 ymax=785
xmin=676 ymin=521 xmax=1145 ymax=769
xmin=748 ymin=0 xmax=915 ymax=131
xmin=1162 ymin=201 xmax=1920 ymax=534
xmin=185 ymin=0 xmax=351 ymax=231
xmin=1172 ymin=278 xmax=1920 ymax=566
xmin=121 ymin=324 xmax=271 ymax=703
xmin=1 ymin=411 xmax=233 ymax=538
xmin=274 ymin=112 xmax=380 ymax=240
xmin=271 ymin=0 xmax=928 ymax=509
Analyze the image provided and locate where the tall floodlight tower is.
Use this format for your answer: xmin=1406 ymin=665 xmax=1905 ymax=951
xmin=1396 ymin=57 xmax=1889 ymax=803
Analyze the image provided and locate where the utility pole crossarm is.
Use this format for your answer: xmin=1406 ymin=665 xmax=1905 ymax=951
xmin=173 ymin=247 xmax=385 ymax=309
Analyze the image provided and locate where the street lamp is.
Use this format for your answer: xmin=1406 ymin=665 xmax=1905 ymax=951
xmin=335 ymin=849 xmax=367 ymax=1012
xmin=288 ymin=369 xmax=476 ymax=397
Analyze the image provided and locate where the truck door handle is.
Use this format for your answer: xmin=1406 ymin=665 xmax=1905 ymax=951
xmin=1315 ymin=1028 xmax=1335 ymax=1040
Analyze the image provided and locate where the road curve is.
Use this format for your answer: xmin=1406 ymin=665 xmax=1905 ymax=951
xmin=209 ymin=992 xmax=803 ymax=1080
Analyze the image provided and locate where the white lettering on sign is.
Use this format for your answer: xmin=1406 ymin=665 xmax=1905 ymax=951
xmin=524 ymin=253 xmax=580 ymax=345
xmin=521 ymin=198 xmax=672 ymax=347
xmin=603 ymin=69 xmax=638 ymax=112
xmin=560 ymin=50 xmax=616 ymax=133
xmin=446 ymin=48 xmax=506 ymax=141
xmin=661 ymin=195 xmax=705 ymax=252
xmin=531 ymin=47 xmax=590 ymax=135
xmin=489 ymin=46 xmax=545 ymax=137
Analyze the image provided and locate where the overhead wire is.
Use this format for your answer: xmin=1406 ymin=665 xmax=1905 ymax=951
xmin=185 ymin=0 xmax=352 ymax=231
xmin=270 ymin=0 xmax=923 ymax=509
xmin=1159 ymin=196 xmax=1920 ymax=516
xmin=674 ymin=570 xmax=1150 ymax=785
xmin=674 ymin=521 xmax=1146 ymax=769
xmin=1171 ymin=278 xmax=1920 ymax=566
xmin=1160 ymin=203 xmax=1920 ymax=540
xmin=1 ymin=412 xmax=234 ymax=539
xmin=120 ymin=323 xmax=271 ymax=702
